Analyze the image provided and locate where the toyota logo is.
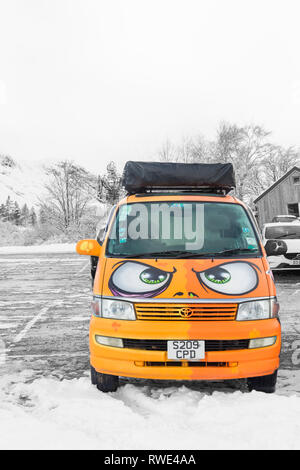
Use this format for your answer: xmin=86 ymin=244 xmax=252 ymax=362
xmin=180 ymin=307 xmax=193 ymax=318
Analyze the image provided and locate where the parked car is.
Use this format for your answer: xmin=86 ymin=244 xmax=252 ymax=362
xmin=76 ymin=162 xmax=280 ymax=394
xmin=262 ymin=222 xmax=300 ymax=270
xmin=272 ymin=215 xmax=298 ymax=223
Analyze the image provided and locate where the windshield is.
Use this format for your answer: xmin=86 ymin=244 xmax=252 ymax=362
xmin=265 ymin=225 xmax=300 ymax=240
xmin=106 ymin=201 xmax=260 ymax=258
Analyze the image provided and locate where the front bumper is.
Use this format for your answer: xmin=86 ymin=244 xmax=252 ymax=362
xmin=268 ymin=255 xmax=300 ymax=270
xmin=90 ymin=316 xmax=281 ymax=381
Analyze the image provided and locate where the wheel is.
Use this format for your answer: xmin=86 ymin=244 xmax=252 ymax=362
xmin=91 ymin=366 xmax=119 ymax=392
xmin=95 ymin=371 xmax=119 ymax=393
xmin=247 ymin=370 xmax=277 ymax=393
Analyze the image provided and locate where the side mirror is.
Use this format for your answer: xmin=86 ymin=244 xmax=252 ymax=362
xmin=76 ymin=239 xmax=102 ymax=257
xmin=265 ymin=239 xmax=287 ymax=257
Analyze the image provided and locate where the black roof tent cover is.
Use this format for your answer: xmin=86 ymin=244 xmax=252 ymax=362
xmin=122 ymin=161 xmax=236 ymax=194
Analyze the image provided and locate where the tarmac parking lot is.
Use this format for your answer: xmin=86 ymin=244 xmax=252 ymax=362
xmin=0 ymin=253 xmax=300 ymax=394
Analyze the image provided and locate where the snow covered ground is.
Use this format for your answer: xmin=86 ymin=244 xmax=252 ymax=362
xmin=0 ymin=243 xmax=76 ymax=255
xmin=1 ymin=371 xmax=300 ymax=450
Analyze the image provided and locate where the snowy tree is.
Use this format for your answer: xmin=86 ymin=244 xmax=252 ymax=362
xmin=155 ymin=122 xmax=300 ymax=203
xmin=20 ymin=203 xmax=30 ymax=226
xmin=0 ymin=203 xmax=5 ymax=220
xmin=97 ymin=161 xmax=123 ymax=205
xmin=29 ymin=207 xmax=37 ymax=226
xmin=0 ymin=155 xmax=16 ymax=171
xmin=38 ymin=207 xmax=47 ymax=225
xmin=158 ymin=139 xmax=177 ymax=162
xmin=13 ymin=201 xmax=21 ymax=225
xmin=41 ymin=160 xmax=93 ymax=230
xmin=4 ymin=196 xmax=15 ymax=222
xmin=262 ymin=146 xmax=300 ymax=184
xmin=214 ymin=123 xmax=272 ymax=200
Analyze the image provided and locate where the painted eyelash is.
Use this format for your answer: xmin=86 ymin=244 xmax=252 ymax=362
xmin=192 ymin=261 xmax=261 ymax=278
xmin=112 ymin=260 xmax=176 ymax=275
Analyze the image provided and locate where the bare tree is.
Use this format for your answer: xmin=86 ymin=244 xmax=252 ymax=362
xmin=176 ymin=136 xmax=194 ymax=163
xmin=158 ymin=139 xmax=177 ymax=162
xmin=158 ymin=136 xmax=214 ymax=164
xmin=189 ymin=136 xmax=216 ymax=163
xmin=41 ymin=160 xmax=93 ymax=231
xmin=262 ymin=146 xmax=300 ymax=183
xmin=155 ymin=122 xmax=300 ymax=204
xmin=215 ymin=123 xmax=271 ymax=200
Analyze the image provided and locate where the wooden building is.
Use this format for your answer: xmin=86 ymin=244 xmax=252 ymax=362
xmin=254 ymin=166 xmax=300 ymax=228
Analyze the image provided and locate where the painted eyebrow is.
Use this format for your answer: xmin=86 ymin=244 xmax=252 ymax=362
xmin=112 ymin=260 xmax=177 ymax=274
xmin=192 ymin=260 xmax=262 ymax=275
xmin=108 ymin=261 xmax=177 ymax=298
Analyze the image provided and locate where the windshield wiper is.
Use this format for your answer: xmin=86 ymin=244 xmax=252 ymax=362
xmin=112 ymin=250 xmax=219 ymax=259
xmin=274 ymin=233 xmax=297 ymax=239
xmin=178 ymin=248 xmax=258 ymax=258
xmin=210 ymin=248 xmax=258 ymax=256
xmin=113 ymin=251 xmax=184 ymax=258
xmin=112 ymin=248 xmax=258 ymax=259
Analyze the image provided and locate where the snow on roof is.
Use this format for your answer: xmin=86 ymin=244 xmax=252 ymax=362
xmin=262 ymin=221 xmax=300 ymax=228
xmin=274 ymin=215 xmax=297 ymax=218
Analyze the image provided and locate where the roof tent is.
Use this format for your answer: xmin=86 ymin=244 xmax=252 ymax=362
xmin=122 ymin=161 xmax=235 ymax=195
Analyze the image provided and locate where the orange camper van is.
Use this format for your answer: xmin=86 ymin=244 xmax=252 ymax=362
xmin=76 ymin=162 xmax=281 ymax=393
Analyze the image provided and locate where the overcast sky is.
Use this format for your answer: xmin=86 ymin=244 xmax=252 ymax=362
xmin=0 ymin=0 xmax=300 ymax=173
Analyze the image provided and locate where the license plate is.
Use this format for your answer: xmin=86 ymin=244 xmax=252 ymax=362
xmin=167 ymin=340 xmax=205 ymax=361
xmin=292 ymin=260 xmax=300 ymax=265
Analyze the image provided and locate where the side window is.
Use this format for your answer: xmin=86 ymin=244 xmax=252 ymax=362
xmin=293 ymin=176 xmax=300 ymax=185
xmin=97 ymin=205 xmax=116 ymax=244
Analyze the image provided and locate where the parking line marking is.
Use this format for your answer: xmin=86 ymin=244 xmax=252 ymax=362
xmin=13 ymin=306 xmax=50 ymax=344
xmin=74 ymin=261 xmax=90 ymax=276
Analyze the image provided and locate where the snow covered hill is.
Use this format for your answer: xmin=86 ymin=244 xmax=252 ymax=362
xmin=0 ymin=156 xmax=46 ymax=207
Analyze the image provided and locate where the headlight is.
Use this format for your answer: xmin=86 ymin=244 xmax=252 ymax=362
xmin=95 ymin=335 xmax=123 ymax=348
xmin=236 ymin=298 xmax=279 ymax=321
xmin=92 ymin=298 xmax=136 ymax=320
xmin=249 ymin=336 xmax=277 ymax=349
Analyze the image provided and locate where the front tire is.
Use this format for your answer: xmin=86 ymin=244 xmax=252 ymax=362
xmin=247 ymin=370 xmax=277 ymax=393
xmin=91 ymin=366 xmax=97 ymax=385
xmin=91 ymin=367 xmax=119 ymax=392
xmin=96 ymin=372 xmax=119 ymax=393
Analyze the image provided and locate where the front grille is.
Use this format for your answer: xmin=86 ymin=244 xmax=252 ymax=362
xmin=135 ymin=303 xmax=237 ymax=321
xmin=144 ymin=361 xmax=230 ymax=367
xmin=123 ymin=338 xmax=249 ymax=351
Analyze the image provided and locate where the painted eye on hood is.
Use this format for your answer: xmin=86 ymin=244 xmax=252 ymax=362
xmin=205 ymin=267 xmax=231 ymax=285
xmin=195 ymin=261 xmax=259 ymax=296
xmin=109 ymin=261 xmax=174 ymax=297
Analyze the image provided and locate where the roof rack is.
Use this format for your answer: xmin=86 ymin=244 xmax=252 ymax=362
xmin=134 ymin=187 xmax=231 ymax=196
xmin=122 ymin=161 xmax=236 ymax=196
